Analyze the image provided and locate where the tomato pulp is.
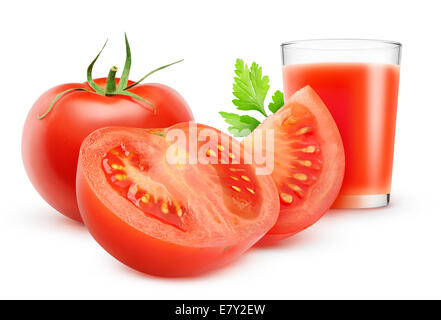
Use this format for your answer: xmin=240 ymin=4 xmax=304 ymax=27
xmin=22 ymin=78 xmax=193 ymax=222
xmin=244 ymin=86 xmax=345 ymax=244
xmin=76 ymin=124 xmax=279 ymax=276
xmin=283 ymin=63 xmax=400 ymax=205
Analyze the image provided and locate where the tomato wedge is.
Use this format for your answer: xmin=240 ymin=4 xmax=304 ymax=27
xmin=76 ymin=123 xmax=279 ymax=277
xmin=243 ymin=86 xmax=345 ymax=245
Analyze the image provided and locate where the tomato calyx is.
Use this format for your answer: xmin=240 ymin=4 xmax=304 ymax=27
xmin=38 ymin=33 xmax=184 ymax=119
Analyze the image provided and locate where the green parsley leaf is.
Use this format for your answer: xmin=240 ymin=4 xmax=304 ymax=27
xmin=219 ymin=112 xmax=260 ymax=137
xmin=220 ymin=59 xmax=284 ymax=137
xmin=268 ymin=90 xmax=285 ymax=113
xmin=232 ymin=59 xmax=269 ymax=117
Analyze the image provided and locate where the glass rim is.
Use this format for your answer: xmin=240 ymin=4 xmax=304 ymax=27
xmin=281 ymin=38 xmax=402 ymax=50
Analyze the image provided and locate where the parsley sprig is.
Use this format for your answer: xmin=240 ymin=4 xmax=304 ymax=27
xmin=219 ymin=59 xmax=284 ymax=137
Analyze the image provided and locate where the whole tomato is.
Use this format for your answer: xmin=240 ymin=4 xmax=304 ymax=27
xmin=22 ymin=35 xmax=194 ymax=222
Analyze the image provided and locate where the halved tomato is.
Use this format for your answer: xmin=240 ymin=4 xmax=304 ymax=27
xmin=76 ymin=123 xmax=279 ymax=277
xmin=243 ymin=86 xmax=345 ymax=245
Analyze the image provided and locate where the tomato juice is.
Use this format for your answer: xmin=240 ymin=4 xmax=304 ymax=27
xmin=283 ymin=63 xmax=400 ymax=205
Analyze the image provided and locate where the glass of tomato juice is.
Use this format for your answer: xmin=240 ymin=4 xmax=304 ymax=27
xmin=281 ymin=39 xmax=401 ymax=208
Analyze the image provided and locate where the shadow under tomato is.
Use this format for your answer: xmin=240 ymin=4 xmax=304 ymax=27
xmin=251 ymin=204 xmax=392 ymax=250
xmin=29 ymin=206 xmax=259 ymax=280
xmin=252 ymin=229 xmax=320 ymax=251
xmin=29 ymin=206 xmax=86 ymax=234
xmin=107 ymin=246 xmax=257 ymax=281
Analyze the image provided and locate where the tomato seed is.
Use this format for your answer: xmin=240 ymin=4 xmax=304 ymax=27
xmin=298 ymin=160 xmax=312 ymax=167
xmin=280 ymin=193 xmax=293 ymax=204
xmin=302 ymin=146 xmax=316 ymax=153
xmin=293 ymin=173 xmax=308 ymax=181
xmin=114 ymin=174 xmax=127 ymax=181
xmin=295 ymin=127 xmax=312 ymax=135
xmin=206 ymin=149 xmax=216 ymax=157
xmin=283 ymin=116 xmax=297 ymax=126
xmin=161 ymin=203 xmax=169 ymax=214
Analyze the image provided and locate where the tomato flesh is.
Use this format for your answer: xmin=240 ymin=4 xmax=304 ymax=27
xmin=270 ymin=104 xmax=323 ymax=208
xmin=102 ymin=145 xmax=187 ymax=231
xmin=244 ymin=86 xmax=345 ymax=245
xmin=77 ymin=124 xmax=279 ymax=276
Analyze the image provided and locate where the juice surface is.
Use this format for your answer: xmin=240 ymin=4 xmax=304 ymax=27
xmin=283 ymin=63 xmax=400 ymax=195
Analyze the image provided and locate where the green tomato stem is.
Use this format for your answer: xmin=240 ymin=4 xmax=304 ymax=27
xmin=104 ymin=66 xmax=118 ymax=95
xmin=39 ymin=34 xmax=183 ymax=119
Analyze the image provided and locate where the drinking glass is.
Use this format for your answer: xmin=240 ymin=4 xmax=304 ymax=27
xmin=281 ymin=39 xmax=401 ymax=208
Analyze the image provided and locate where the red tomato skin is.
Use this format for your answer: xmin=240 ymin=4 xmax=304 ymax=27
xmin=22 ymin=79 xmax=193 ymax=222
xmin=76 ymin=161 xmax=257 ymax=277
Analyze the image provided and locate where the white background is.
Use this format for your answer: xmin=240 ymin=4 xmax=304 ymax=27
xmin=1 ymin=0 xmax=440 ymax=299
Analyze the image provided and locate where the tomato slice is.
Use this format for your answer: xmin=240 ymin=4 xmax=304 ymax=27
xmin=243 ymin=86 xmax=345 ymax=244
xmin=76 ymin=123 xmax=279 ymax=277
